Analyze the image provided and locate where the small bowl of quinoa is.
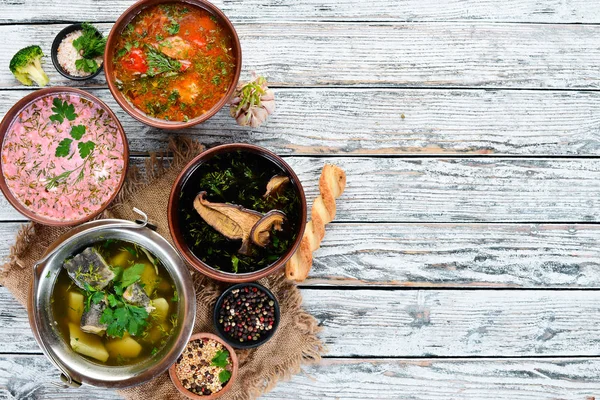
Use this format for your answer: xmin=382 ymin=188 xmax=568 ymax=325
xmin=169 ymin=333 xmax=238 ymax=399
xmin=51 ymin=23 xmax=105 ymax=80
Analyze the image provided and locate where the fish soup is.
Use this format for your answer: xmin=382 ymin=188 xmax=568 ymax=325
xmin=177 ymin=150 xmax=302 ymax=274
xmin=112 ymin=2 xmax=237 ymax=122
xmin=52 ymin=239 xmax=179 ymax=366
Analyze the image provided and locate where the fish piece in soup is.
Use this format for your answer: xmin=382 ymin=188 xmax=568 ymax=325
xmin=123 ymin=282 xmax=154 ymax=312
xmin=63 ymin=247 xmax=115 ymax=290
xmin=80 ymin=297 xmax=108 ymax=335
xmin=157 ymin=36 xmax=194 ymax=59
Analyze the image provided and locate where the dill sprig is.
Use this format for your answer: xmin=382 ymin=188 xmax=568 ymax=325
xmin=145 ymin=45 xmax=181 ymax=77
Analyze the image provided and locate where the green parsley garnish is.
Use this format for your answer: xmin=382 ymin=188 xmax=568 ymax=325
xmin=75 ymin=58 xmax=99 ymax=74
xmin=218 ymin=370 xmax=232 ymax=383
xmin=166 ymin=22 xmax=180 ymax=35
xmin=77 ymin=141 xmax=95 ymax=158
xmin=49 ymin=98 xmax=77 ymax=124
xmin=70 ymin=125 xmax=86 ymax=140
xmin=55 ymin=138 xmax=73 ymax=157
xmin=211 ymin=350 xmax=230 ymax=368
xmin=72 ymin=22 xmax=106 ymax=74
xmin=97 ymin=263 xmax=149 ymax=338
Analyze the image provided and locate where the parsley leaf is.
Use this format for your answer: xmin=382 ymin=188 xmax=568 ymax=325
xmin=120 ymin=263 xmax=145 ymax=288
xmin=166 ymin=22 xmax=180 ymax=35
xmin=70 ymin=125 xmax=86 ymax=140
xmin=83 ymin=283 xmax=103 ymax=312
xmin=102 ymin=304 xmax=148 ymax=337
xmin=91 ymin=291 xmax=104 ymax=305
xmin=101 ymin=303 xmax=148 ymax=338
xmin=50 ymin=98 xmax=77 ymax=123
xmin=211 ymin=350 xmax=230 ymax=368
xmin=77 ymin=141 xmax=95 ymax=159
xmin=111 ymin=266 xmax=124 ymax=282
xmin=72 ymin=22 xmax=106 ymax=59
xmin=218 ymin=370 xmax=232 ymax=383
xmin=116 ymin=48 xmax=127 ymax=58
xmin=55 ymin=138 xmax=73 ymax=157
xmin=107 ymin=293 xmax=120 ymax=308
xmin=75 ymin=58 xmax=99 ymax=74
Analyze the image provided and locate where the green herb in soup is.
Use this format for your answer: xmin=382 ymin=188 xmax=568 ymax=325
xmin=178 ymin=151 xmax=302 ymax=274
xmin=52 ymin=239 xmax=178 ymax=366
xmin=112 ymin=2 xmax=236 ymax=121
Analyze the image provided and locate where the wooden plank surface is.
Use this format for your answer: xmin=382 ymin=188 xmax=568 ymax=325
xmin=4 ymin=286 xmax=600 ymax=357
xmin=6 ymin=88 xmax=600 ymax=156
xmin=2 ymin=23 xmax=600 ymax=89
xmin=2 ymin=355 xmax=600 ymax=400
xmin=4 ymin=222 xmax=600 ymax=288
xmin=2 ymin=0 xmax=599 ymax=24
xmin=1 ymin=157 xmax=600 ymax=222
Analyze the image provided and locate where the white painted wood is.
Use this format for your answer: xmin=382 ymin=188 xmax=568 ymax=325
xmin=5 ymin=222 xmax=600 ymax=288
xmin=2 ymin=157 xmax=600 ymax=222
xmin=1 ymin=0 xmax=599 ymax=24
xmin=5 ymin=88 xmax=600 ymax=156
xmin=1 ymin=23 xmax=600 ymax=89
xmin=2 ymin=355 xmax=600 ymax=400
xmin=5 ymin=287 xmax=600 ymax=357
xmin=307 ymin=223 xmax=600 ymax=288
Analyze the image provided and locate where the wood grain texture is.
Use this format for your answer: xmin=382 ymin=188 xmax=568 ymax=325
xmin=2 ymin=356 xmax=600 ymax=400
xmin=6 ymin=88 xmax=600 ymax=156
xmin=5 ymin=287 xmax=600 ymax=357
xmin=1 ymin=0 xmax=599 ymax=23
xmin=1 ymin=23 xmax=600 ymax=89
xmin=4 ymin=223 xmax=600 ymax=288
xmin=2 ymin=157 xmax=600 ymax=222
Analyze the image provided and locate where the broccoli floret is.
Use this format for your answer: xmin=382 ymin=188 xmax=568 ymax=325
xmin=9 ymin=45 xmax=50 ymax=87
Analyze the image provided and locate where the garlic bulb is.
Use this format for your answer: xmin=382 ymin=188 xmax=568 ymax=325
xmin=229 ymin=74 xmax=275 ymax=128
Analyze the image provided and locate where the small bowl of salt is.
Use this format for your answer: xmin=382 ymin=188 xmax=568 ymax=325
xmin=51 ymin=23 xmax=105 ymax=81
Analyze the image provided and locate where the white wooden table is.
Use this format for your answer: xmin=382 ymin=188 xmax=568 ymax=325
xmin=2 ymin=1 xmax=600 ymax=398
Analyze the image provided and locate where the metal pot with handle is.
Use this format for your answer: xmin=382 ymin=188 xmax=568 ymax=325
xmin=28 ymin=209 xmax=196 ymax=388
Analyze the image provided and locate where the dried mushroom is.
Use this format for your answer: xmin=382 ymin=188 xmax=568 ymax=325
xmin=263 ymin=175 xmax=290 ymax=198
xmin=250 ymin=210 xmax=286 ymax=247
xmin=193 ymin=192 xmax=262 ymax=255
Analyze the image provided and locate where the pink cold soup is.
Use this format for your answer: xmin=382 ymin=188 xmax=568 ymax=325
xmin=1 ymin=92 xmax=126 ymax=222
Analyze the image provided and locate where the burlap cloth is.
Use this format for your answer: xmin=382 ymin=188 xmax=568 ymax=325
xmin=0 ymin=138 xmax=324 ymax=400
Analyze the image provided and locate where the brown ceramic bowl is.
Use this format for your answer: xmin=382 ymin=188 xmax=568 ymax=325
xmin=168 ymin=143 xmax=307 ymax=283
xmin=169 ymin=332 xmax=239 ymax=399
xmin=0 ymin=87 xmax=129 ymax=226
xmin=104 ymin=0 xmax=242 ymax=130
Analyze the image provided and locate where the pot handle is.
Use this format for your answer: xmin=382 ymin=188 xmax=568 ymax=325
xmin=133 ymin=207 xmax=157 ymax=231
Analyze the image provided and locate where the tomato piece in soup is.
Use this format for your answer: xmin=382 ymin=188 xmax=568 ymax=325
xmin=122 ymin=49 xmax=148 ymax=74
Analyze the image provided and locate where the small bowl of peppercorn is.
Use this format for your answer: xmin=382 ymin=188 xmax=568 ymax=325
xmin=214 ymin=283 xmax=280 ymax=349
xmin=169 ymin=332 xmax=238 ymax=399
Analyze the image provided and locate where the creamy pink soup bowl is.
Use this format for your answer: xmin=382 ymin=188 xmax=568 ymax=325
xmin=0 ymin=87 xmax=129 ymax=226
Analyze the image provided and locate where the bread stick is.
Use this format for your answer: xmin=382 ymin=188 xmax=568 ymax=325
xmin=285 ymin=164 xmax=346 ymax=281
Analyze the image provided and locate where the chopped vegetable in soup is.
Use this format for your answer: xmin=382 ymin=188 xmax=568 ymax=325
xmin=1 ymin=93 xmax=125 ymax=222
xmin=112 ymin=3 xmax=237 ymax=121
xmin=52 ymin=239 xmax=179 ymax=366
